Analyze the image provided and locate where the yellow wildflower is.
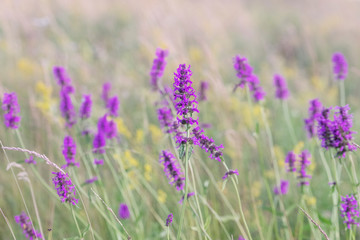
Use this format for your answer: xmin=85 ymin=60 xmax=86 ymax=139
xmin=144 ymin=164 xmax=152 ymax=181
xmin=123 ymin=150 xmax=139 ymax=169
xmin=135 ymin=129 xmax=144 ymax=145
xmin=305 ymin=195 xmax=317 ymax=207
xmin=149 ymin=124 xmax=162 ymax=143
xmin=274 ymin=146 xmax=285 ymax=168
xmin=17 ymin=57 xmax=39 ymax=76
xmin=251 ymin=181 xmax=262 ymax=198
xmin=157 ymin=189 xmax=167 ymax=203
xmin=115 ymin=118 xmax=132 ymax=139
xmin=293 ymin=141 xmax=304 ymax=155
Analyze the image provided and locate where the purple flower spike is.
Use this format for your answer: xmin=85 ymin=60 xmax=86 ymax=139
xmin=159 ymin=150 xmax=185 ymax=191
xmin=150 ymin=48 xmax=168 ymax=90
xmin=304 ymin=99 xmax=323 ymax=138
xmin=107 ymin=96 xmax=119 ymax=117
xmin=101 ymin=82 xmax=111 ymax=104
xmin=285 ymin=151 xmax=297 ymax=172
xmin=157 ymin=107 xmax=174 ymax=132
xmin=84 ymin=177 xmax=98 ymax=185
xmin=93 ymin=132 xmax=106 ymax=154
xmin=25 ymin=155 xmax=36 ymax=165
xmin=2 ymin=92 xmax=21 ymax=129
xmin=273 ymin=74 xmax=289 ymax=100
xmin=298 ymin=150 xmax=311 ymax=186
xmin=52 ymin=171 xmax=78 ymax=205
xmin=118 ymin=203 xmax=130 ymax=219
xmin=332 ymin=52 xmax=348 ymax=81
xmin=179 ymin=192 xmax=195 ymax=204
xmin=53 ymin=66 xmax=71 ymax=86
xmin=198 ymin=81 xmax=209 ymax=101
xmin=59 ymin=87 xmax=76 ymax=128
xmin=340 ymin=195 xmax=360 ymax=229
xmin=94 ymin=159 xmax=104 ymax=165
xmin=79 ymin=94 xmax=92 ymax=119
xmin=166 ymin=213 xmax=173 ymax=226
xmin=14 ymin=212 xmax=42 ymax=239
xmin=222 ymin=169 xmax=239 ymax=180
xmin=238 ymin=237 xmax=246 ymax=240
xmin=62 ymin=136 xmax=79 ymax=168
xmin=274 ymin=180 xmax=289 ymax=195
xmin=192 ymin=127 xmax=224 ymax=161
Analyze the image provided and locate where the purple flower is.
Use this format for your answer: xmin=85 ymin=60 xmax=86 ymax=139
xmin=93 ymin=132 xmax=106 ymax=154
xmin=2 ymin=92 xmax=21 ymax=129
xmin=150 ymin=48 xmax=168 ymax=90
xmin=118 ymin=203 xmax=130 ymax=219
xmin=157 ymin=106 xmax=174 ymax=132
xmin=14 ymin=212 xmax=42 ymax=239
xmin=101 ymin=82 xmax=111 ymax=104
xmin=106 ymin=120 xmax=117 ymax=139
xmin=198 ymin=81 xmax=209 ymax=101
xmin=273 ymin=74 xmax=289 ymax=100
xmin=159 ymin=150 xmax=185 ymax=191
xmin=79 ymin=94 xmax=92 ymax=119
xmin=332 ymin=52 xmax=348 ymax=81
xmin=298 ymin=150 xmax=311 ymax=186
xmin=94 ymin=159 xmax=104 ymax=165
xmin=192 ymin=127 xmax=224 ymax=162
xmin=166 ymin=213 xmax=173 ymax=226
xmin=53 ymin=66 xmax=70 ymax=86
xmin=59 ymin=87 xmax=76 ymax=128
xmin=97 ymin=114 xmax=117 ymax=139
xmin=238 ymin=237 xmax=246 ymax=240
xmin=106 ymin=96 xmax=119 ymax=117
xmin=52 ymin=171 xmax=78 ymax=205
xmin=222 ymin=169 xmax=239 ymax=180
xmin=84 ymin=177 xmax=98 ymax=185
xmin=248 ymin=75 xmax=266 ymax=102
xmin=273 ymin=180 xmax=289 ymax=195
xmin=340 ymin=195 xmax=360 ymax=229
xmin=62 ymin=136 xmax=79 ymax=168
xmin=285 ymin=151 xmax=297 ymax=172
xmin=304 ymin=99 xmax=323 ymax=138
xmin=179 ymin=192 xmax=195 ymax=204
xmin=25 ymin=155 xmax=36 ymax=165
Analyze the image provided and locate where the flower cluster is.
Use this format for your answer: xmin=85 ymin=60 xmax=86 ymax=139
xmin=284 ymin=150 xmax=312 ymax=186
xmin=157 ymin=106 xmax=184 ymax=143
xmin=79 ymin=94 xmax=92 ymax=119
xmin=166 ymin=213 xmax=173 ymax=227
xmin=340 ymin=195 xmax=360 ymax=229
xmin=222 ymin=169 xmax=239 ymax=180
xmin=192 ymin=127 xmax=224 ymax=161
xmin=298 ymin=150 xmax=312 ymax=186
xmin=118 ymin=203 xmax=130 ymax=219
xmin=332 ymin=52 xmax=348 ymax=81
xmin=317 ymin=105 xmax=356 ymax=158
xmin=84 ymin=176 xmax=98 ymax=185
xmin=273 ymin=180 xmax=289 ymax=195
xmin=2 ymin=92 xmax=21 ymax=129
xmin=150 ymin=48 xmax=168 ymax=90
xmin=62 ymin=136 xmax=79 ymax=168
xmin=25 ymin=155 xmax=36 ymax=165
xmin=304 ymin=99 xmax=323 ymax=138
xmin=53 ymin=66 xmax=70 ymax=87
xmin=52 ymin=171 xmax=78 ymax=205
xmin=14 ymin=212 xmax=42 ymax=240
xmin=159 ymin=150 xmax=185 ymax=191
xmin=198 ymin=81 xmax=209 ymax=101
xmin=106 ymin=96 xmax=119 ymax=117
xmin=101 ymin=82 xmax=111 ymax=104
xmin=273 ymin=74 xmax=289 ymax=100
xmin=285 ymin=151 xmax=297 ymax=172
xmin=233 ymin=55 xmax=265 ymax=102
xmin=179 ymin=192 xmax=195 ymax=204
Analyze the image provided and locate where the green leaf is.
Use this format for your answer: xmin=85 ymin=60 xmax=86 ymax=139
xmin=81 ymin=224 xmax=90 ymax=238
xmin=317 ymin=213 xmax=332 ymax=226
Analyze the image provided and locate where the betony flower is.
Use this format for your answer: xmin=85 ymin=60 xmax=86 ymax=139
xmin=192 ymin=127 xmax=224 ymax=161
xmin=159 ymin=150 xmax=185 ymax=191
xmin=101 ymin=82 xmax=111 ymax=104
xmin=94 ymin=159 xmax=104 ymax=165
xmin=332 ymin=52 xmax=348 ymax=81
xmin=93 ymin=132 xmax=106 ymax=154
xmin=118 ymin=203 xmax=130 ymax=219
xmin=150 ymin=48 xmax=168 ymax=90
xmin=106 ymin=96 xmax=119 ymax=117
xmin=79 ymin=94 xmax=92 ymax=119
xmin=59 ymin=87 xmax=76 ymax=128
xmin=340 ymin=195 xmax=360 ymax=229
xmin=62 ymin=136 xmax=79 ymax=168
xmin=298 ymin=150 xmax=311 ymax=186
xmin=285 ymin=151 xmax=297 ymax=172
xmin=198 ymin=81 xmax=209 ymax=101
xmin=14 ymin=212 xmax=42 ymax=239
xmin=166 ymin=213 xmax=173 ymax=226
xmin=304 ymin=99 xmax=323 ymax=138
xmin=273 ymin=74 xmax=289 ymax=100
xmin=273 ymin=180 xmax=289 ymax=195
xmin=25 ymin=155 xmax=36 ymax=165
xmin=84 ymin=177 xmax=98 ymax=185
xmin=222 ymin=169 xmax=239 ymax=180
xmin=179 ymin=192 xmax=195 ymax=204
xmin=2 ymin=92 xmax=21 ymax=129
xmin=53 ymin=66 xmax=70 ymax=86
xmin=52 ymin=171 xmax=78 ymax=205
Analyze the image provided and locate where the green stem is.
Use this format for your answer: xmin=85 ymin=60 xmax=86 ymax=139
xmin=282 ymin=100 xmax=297 ymax=146
xmin=71 ymin=204 xmax=82 ymax=237
xmin=339 ymin=80 xmax=346 ymax=106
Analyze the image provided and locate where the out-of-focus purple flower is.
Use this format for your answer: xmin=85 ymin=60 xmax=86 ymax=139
xmin=79 ymin=94 xmax=92 ymax=119
xmin=273 ymin=74 xmax=289 ymax=100
xmin=106 ymin=120 xmax=117 ymax=139
xmin=238 ymin=236 xmax=246 ymax=240
xmin=53 ymin=66 xmax=71 ymax=86
xmin=97 ymin=114 xmax=117 ymax=139
xmin=93 ymin=132 xmax=106 ymax=154
xmin=159 ymin=150 xmax=184 ymax=191
xmin=340 ymin=195 xmax=360 ymax=229
xmin=150 ymin=48 xmax=168 ymax=90
xmin=285 ymin=151 xmax=296 ymax=172
xmin=166 ymin=213 xmax=173 ymax=226
xmin=14 ymin=212 xmax=42 ymax=239
xmin=222 ymin=169 xmax=239 ymax=180
xmin=317 ymin=105 xmax=356 ymax=158
xmin=273 ymin=180 xmax=289 ymax=195
xmin=118 ymin=203 xmax=130 ymax=219
xmin=94 ymin=159 xmax=104 ymax=165
xmin=162 ymin=86 xmax=176 ymax=107
xmin=192 ymin=127 xmax=224 ymax=162
xmin=62 ymin=136 xmax=79 ymax=168
xmin=198 ymin=81 xmax=209 ymax=101
xmin=304 ymin=99 xmax=323 ymax=138
xmin=157 ymin=106 xmax=174 ymax=133
xmin=248 ymin=75 xmax=266 ymax=102
xmin=59 ymin=87 xmax=76 ymax=128
xmin=52 ymin=171 xmax=78 ymax=205
xmin=332 ymin=52 xmax=348 ymax=81
xmin=106 ymin=96 xmax=119 ymax=117
xmin=101 ymin=82 xmax=111 ymax=104
xmin=298 ymin=150 xmax=311 ymax=186
xmin=199 ymin=123 xmax=212 ymax=129
xmin=25 ymin=155 xmax=36 ymax=165
xmin=2 ymin=92 xmax=21 ymax=129
xmin=179 ymin=192 xmax=195 ymax=204
xmin=84 ymin=177 xmax=98 ymax=185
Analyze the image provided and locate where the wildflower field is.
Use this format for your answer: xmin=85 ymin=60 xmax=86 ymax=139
xmin=2 ymin=0 xmax=360 ymax=239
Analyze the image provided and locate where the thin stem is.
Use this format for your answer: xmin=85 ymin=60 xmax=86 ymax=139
xmin=339 ymin=80 xmax=346 ymax=106
xmin=0 ymin=208 xmax=16 ymax=239
xmin=71 ymin=204 xmax=82 ymax=237
xmin=28 ymin=181 xmax=45 ymax=239
xmin=282 ymin=100 xmax=297 ymax=145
